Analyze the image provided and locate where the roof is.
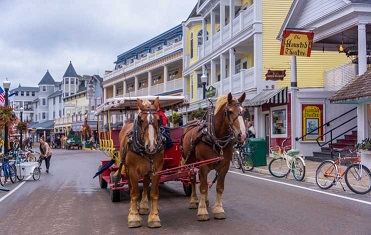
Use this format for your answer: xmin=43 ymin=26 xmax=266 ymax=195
xmin=48 ymin=90 xmax=62 ymax=99
xmin=38 ymin=70 xmax=55 ymax=85
xmin=28 ymin=120 xmax=54 ymax=130
xmin=349 ymin=0 xmax=371 ymax=3
xmin=63 ymin=61 xmax=78 ymax=78
xmin=330 ymin=68 xmax=371 ymax=103
xmin=93 ymin=75 xmax=103 ymax=83
xmin=95 ymin=95 xmax=185 ymax=115
xmin=246 ymin=87 xmax=288 ymax=107
xmin=186 ymin=3 xmax=200 ymax=20
xmin=10 ymin=86 xmax=38 ymax=93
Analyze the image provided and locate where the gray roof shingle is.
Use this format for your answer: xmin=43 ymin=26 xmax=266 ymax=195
xmin=63 ymin=61 xmax=78 ymax=78
xmin=38 ymin=70 xmax=55 ymax=85
xmin=48 ymin=90 xmax=62 ymax=98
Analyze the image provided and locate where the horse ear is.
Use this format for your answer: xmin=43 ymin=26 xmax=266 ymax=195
xmin=227 ymin=92 xmax=233 ymax=103
xmin=153 ymin=97 xmax=160 ymax=111
xmin=238 ymin=93 xmax=246 ymax=103
xmin=137 ymin=98 xmax=144 ymax=110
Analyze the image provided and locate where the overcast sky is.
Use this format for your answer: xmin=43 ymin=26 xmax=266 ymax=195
xmin=0 ymin=0 xmax=196 ymax=89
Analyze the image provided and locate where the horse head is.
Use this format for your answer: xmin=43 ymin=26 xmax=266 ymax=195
xmin=136 ymin=97 xmax=162 ymax=154
xmin=223 ymin=92 xmax=247 ymax=143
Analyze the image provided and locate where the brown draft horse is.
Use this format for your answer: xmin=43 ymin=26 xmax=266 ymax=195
xmin=118 ymin=97 xmax=165 ymax=228
xmin=181 ymin=92 xmax=246 ymax=221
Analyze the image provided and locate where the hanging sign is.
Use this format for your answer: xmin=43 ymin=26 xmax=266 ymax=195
xmin=302 ymin=104 xmax=324 ymax=141
xmin=205 ymin=85 xmax=217 ymax=98
xmin=280 ymin=30 xmax=314 ymax=57
xmin=265 ymin=70 xmax=286 ymax=81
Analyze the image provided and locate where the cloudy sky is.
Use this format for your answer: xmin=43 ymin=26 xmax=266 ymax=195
xmin=0 ymin=0 xmax=196 ymax=89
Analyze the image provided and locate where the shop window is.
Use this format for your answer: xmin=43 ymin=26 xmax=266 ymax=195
xmin=271 ymin=107 xmax=287 ymax=137
xmin=190 ymin=33 xmax=194 ymax=59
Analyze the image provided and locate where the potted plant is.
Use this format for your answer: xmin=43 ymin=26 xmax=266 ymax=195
xmin=0 ymin=106 xmax=17 ymax=129
xmin=168 ymin=112 xmax=182 ymax=126
xmin=193 ymin=106 xmax=205 ymax=120
xmin=16 ymin=121 xmax=28 ymax=131
xmin=359 ymin=138 xmax=371 ymax=168
xmin=359 ymin=138 xmax=371 ymax=151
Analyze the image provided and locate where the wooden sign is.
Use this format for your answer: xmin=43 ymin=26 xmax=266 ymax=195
xmin=280 ymin=30 xmax=314 ymax=57
xmin=265 ymin=70 xmax=286 ymax=81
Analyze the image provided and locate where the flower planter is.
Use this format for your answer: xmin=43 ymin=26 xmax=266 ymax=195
xmin=360 ymin=150 xmax=371 ymax=169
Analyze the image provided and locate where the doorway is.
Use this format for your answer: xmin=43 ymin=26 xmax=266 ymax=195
xmin=264 ymin=113 xmax=270 ymax=155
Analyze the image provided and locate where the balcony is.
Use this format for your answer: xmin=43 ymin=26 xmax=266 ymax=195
xmin=104 ymin=41 xmax=182 ymax=81
xmin=324 ymin=62 xmax=357 ymax=91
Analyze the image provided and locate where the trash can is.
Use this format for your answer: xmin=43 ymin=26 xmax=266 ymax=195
xmin=245 ymin=138 xmax=267 ymax=166
xmin=85 ymin=141 xmax=92 ymax=149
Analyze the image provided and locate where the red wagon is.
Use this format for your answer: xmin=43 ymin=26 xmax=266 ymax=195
xmin=94 ymin=96 xmax=221 ymax=202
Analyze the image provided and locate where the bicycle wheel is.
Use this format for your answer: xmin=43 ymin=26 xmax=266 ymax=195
xmin=17 ymin=165 xmax=24 ymax=181
xmin=0 ymin=166 xmax=5 ymax=185
xmin=315 ymin=160 xmax=336 ymax=190
xmin=9 ymin=165 xmax=17 ymax=183
xmin=268 ymin=157 xmax=290 ymax=178
xmin=345 ymin=164 xmax=371 ymax=194
xmin=291 ymin=157 xmax=306 ymax=181
xmin=241 ymin=152 xmax=254 ymax=171
xmin=231 ymin=150 xmax=241 ymax=169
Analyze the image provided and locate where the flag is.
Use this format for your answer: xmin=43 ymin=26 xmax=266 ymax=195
xmin=9 ymin=91 xmax=18 ymax=97
xmin=0 ymin=86 xmax=5 ymax=104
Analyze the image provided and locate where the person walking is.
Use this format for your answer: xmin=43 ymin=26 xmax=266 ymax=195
xmin=246 ymin=121 xmax=256 ymax=138
xmin=39 ymin=136 xmax=53 ymax=173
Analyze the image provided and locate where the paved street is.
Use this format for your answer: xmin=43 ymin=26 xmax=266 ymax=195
xmin=0 ymin=149 xmax=370 ymax=235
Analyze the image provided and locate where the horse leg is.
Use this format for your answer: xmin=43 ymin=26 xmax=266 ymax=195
xmin=197 ymin=167 xmax=210 ymax=221
xmin=127 ymin=171 xmax=141 ymax=228
xmin=139 ymin=174 xmax=150 ymax=215
xmin=212 ymin=169 xmax=227 ymax=220
xmin=148 ymin=174 xmax=161 ymax=228
xmin=188 ymin=174 xmax=198 ymax=209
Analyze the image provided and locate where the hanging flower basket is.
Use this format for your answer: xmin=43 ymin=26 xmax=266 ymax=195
xmin=167 ymin=112 xmax=182 ymax=124
xmin=16 ymin=121 xmax=28 ymax=131
xmin=0 ymin=106 xmax=17 ymax=128
xmin=193 ymin=106 xmax=205 ymax=119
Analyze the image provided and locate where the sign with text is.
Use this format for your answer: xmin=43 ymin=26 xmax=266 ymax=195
xmin=302 ymin=104 xmax=323 ymax=141
xmin=205 ymin=85 xmax=217 ymax=98
xmin=265 ymin=70 xmax=286 ymax=81
xmin=280 ymin=30 xmax=314 ymax=57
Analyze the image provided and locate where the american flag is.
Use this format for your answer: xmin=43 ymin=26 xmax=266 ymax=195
xmin=0 ymin=86 xmax=5 ymax=104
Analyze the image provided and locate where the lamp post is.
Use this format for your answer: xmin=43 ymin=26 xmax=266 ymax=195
xmin=3 ymin=79 xmax=11 ymax=155
xmin=201 ymin=74 xmax=207 ymax=99
xmin=19 ymin=107 xmax=24 ymax=150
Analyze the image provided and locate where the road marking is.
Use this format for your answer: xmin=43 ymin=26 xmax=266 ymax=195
xmin=229 ymin=171 xmax=371 ymax=206
xmin=0 ymin=175 xmax=32 ymax=203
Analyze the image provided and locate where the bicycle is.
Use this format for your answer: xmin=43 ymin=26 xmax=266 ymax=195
xmin=315 ymin=147 xmax=371 ymax=194
xmin=0 ymin=154 xmax=17 ymax=185
xmin=268 ymin=138 xmax=306 ymax=181
xmin=231 ymin=143 xmax=254 ymax=173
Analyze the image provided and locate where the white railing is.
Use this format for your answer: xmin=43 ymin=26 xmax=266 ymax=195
xmin=205 ymin=39 xmax=212 ymax=55
xmin=222 ymin=24 xmax=230 ymax=43
xmin=104 ymin=41 xmax=182 ymax=81
xmin=222 ymin=78 xmax=230 ymax=94
xmin=242 ymin=6 xmax=254 ymax=28
xmin=166 ymin=78 xmax=182 ymax=91
xmin=324 ymin=62 xmax=357 ymax=91
xmin=213 ymin=31 xmax=221 ymax=48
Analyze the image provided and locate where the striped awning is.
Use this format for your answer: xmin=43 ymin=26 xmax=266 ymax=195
xmin=246 ymin=87 xmax=288 ymax=107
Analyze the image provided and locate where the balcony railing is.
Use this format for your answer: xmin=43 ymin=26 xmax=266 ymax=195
xmin=104 ymin=41 xmax=182 ymax=81
xmin=324 ymin=62 xmax=357 ymax=91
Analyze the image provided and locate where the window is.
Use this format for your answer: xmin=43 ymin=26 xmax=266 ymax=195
xmin=42 ymin=86 xmax=46 ymax=92
xmin=53 ymin=111 xmax=55 ymax=119
xmin=26 ymin=91 xmax=29 ymax=96
xmin=168 ymin=70 xmax=179 ymax=80
xmin=197 ymin=30 xmax=209 ymax=46
xmin=71 ymin=79 xmax=75 ymax=84
xmin=42 ymin=112 xmax=46 ymax=119
xmin=271 ymin=106 xmax=287 ymax=137
xmin=59 ymin=96 xmax=62 ymax=103
xmin=235 ymin=59 xmax=241 ymax=73
xmin=53 ymin=97 xmax=55 ymax=105
xmin=21 ymin=91 xmax=24 ymax=96
xmin=32 ymin=92 xmax=35 ymax=96
xmin=190 ymin=75 xmax=194 ymax=99
xmin=59 ymin=110 xmax=62 ymax=117
xmin=65 ymin=78 xmax=69 ymax=84
xmin=138 ymin=81 xmax=147 ymax=88
xmin=190 ymin=33 xmax=194 ymax=58
xmin=152 ymin=75 xmax=161 ymax=85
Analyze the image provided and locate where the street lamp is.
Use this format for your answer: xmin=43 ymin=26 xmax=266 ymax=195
xmin=20 ymin=107 xmax=24 ymax=150
xmin=201 ymin=74 xmax=207 ymax=99
xmin=3 ymin=79 xmax=11 ymax=155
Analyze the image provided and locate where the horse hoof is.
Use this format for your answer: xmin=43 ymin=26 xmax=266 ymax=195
xmin=139 ymin=208 xmax=149 ymax=215
xmin=197 ymin=214 xmax=210 ymax=221
xmin=189 ymin=202 xmax=198 ymax=209
xmin=214 ymin=212 xmax=226 ymax=220
xmin=148 ymin=221 xmax=161 ymax=228
xmin=128 ymin=220 xmax=141 ymax=228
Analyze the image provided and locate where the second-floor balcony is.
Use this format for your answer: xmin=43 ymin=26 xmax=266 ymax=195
xmin=54 ymin=113 xmax=97 ymax=126
xmin=324 ymin=62 xmax=357 ymax=91
xmin=121 ymin=78 xmax=183 ymax=98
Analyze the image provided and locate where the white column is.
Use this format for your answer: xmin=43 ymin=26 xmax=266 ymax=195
xmin=148 ymin=71 xmax=152 ymax=95
xmin=182 ymin=22 xmax=187 ymax=69
xmin=220 ymin=53 xmax=225 ymax=91
xmin=220 ymin=3 xmax=225 ymax=43
xmin=229 ymin=0 xmax=234 ymax=37
xmin=211 ymin=60 xmax=216 ymax=84
xmin=202 ymin=18 xmax=207 ymax=57
xmin=104 ymin=87 xmax=107 ymax=102
xmin=254 ymin=32 xmax=263 ymax=90
xmin=113 ymin=84 xmax=117 ymax=97
xmin=357 ymin=103 xmax=367 ymax=142
xmin=123 ymin=80 xmax=127 ymax=97
xmin=134 ymin=76 xmax=138 ymax=96
xmin=211 ymin=9 xmax=215 ymax=49
xmin=358 ymin=23 xmax=367 ymax=75
xmin=229 ymin=48 xmax=235 ymax=92
xmin=290 ymin=56 xmax=298 ymax=148
xmin=68 ymin=78 xmax=71 ymax=96
xmin=163 ymin=65 xmax=168 ymax=92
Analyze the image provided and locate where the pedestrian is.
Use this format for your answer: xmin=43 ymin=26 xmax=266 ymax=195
xmin=39 ymin=136 xmax=53 ymax=173
xmin=246 ymin=121 xmax=256 ymax=138
xmin=0 ymin=137 xmax=3 ymax=153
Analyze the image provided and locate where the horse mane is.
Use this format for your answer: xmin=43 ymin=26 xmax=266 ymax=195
xmin=142 ymin=100 xmax=152 ymax=108
xmin=214 ymin=95 xmax=229 ymax=115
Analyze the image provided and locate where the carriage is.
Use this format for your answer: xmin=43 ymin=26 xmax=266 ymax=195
xmin=94 ymin=96 xmax=222 ymax=202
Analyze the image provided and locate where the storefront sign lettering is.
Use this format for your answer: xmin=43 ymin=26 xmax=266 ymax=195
xmin=302 ymin=104 xmax=324 ymax=141
xmin=265 ymin=70 xmax=286 ymax=81
xmin=280 ymin=30 xmax=314 ymax=57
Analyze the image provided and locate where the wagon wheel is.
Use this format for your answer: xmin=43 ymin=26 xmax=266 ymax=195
xmin=110 ymin=187 xmax=121 ymax=202
xmin=33 ymin=167 xmax=41 ymax=181
xmin=183 ymin=182 xmax=192 ymax=196
xmin=98 ymin=165 xmax=108 ymax=188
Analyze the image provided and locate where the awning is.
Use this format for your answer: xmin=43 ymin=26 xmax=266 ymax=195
xmin=246 ymin=87 xmax=288 ymax=107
